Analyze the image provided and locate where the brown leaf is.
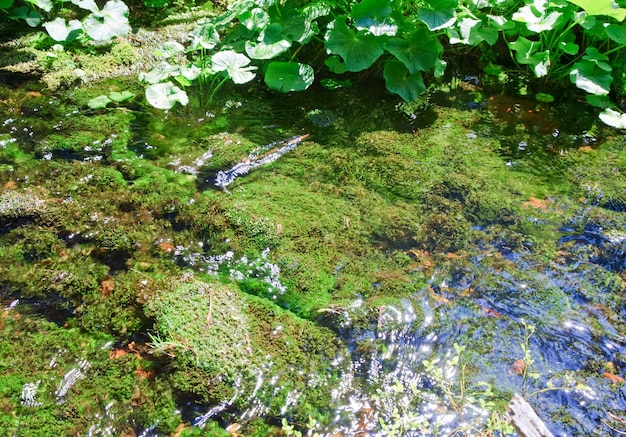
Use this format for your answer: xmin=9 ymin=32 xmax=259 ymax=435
xmin=523 ymin=197 xmax=550 ymax=211
xmin=101 ymin=278 xmax=114 ymax=297
xmin=510 ymin=359 xmax=525 ymax=375
xmin=603 ymin=372 xmax=625 ymax=384
xmin=226 ymin=423 xmax=241 ymax=437
xmin=158 ymin=242 xmax=176 ymax=253
xmin=172 ymin=423 xmax=189 ymax=437
xmin=483 ymin=306 xmax=503 ymax=318
xmin=109 ymin=348 xmax=128 ymax=359
xmin=133 ymin=369 xmax=154 ymax=380
xmin=119 ymin=426 xmax=137 ymax=437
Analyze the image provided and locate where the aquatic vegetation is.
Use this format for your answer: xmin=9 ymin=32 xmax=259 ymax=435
xmin=214 ymin=134 xmax=310 ymax=190
xmin=1 ymin=0 xmax=130 ymax=42
xmin=2 ymin=54 xmax=626 ymax=435
xmin=146 ymin=278 xmax=348 ymax=423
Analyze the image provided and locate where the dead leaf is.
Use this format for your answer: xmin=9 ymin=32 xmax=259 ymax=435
xmin=578 ymin=146 xmax=593 ymax=152
xmin=483 ymin=306 xmax=503 ymax=318
xmin=158 ymin=242 xmax=176 ymax=253
xmin=427 ymin=285 xmax=450 ymax=305
xmin=109 ymin=348 xmax=128 ymax=359
xmin=603 ymin=372 xmax=625 ymax=384
xmin=128 ymin=341 xmax=149 ymax=356
xmin=133 ymin=369 xmax=154 ymax=380
xmin=119 ymin=426 xmax=137 ymax=437
xmin=4 ymin=181 xmax=17 ymax=189
xmin=523 ymin=197 xmax=550 ymax=211
xmin=101 ymin=278 xmax=114 ymax=297
xmin=172 ymin=423 xmax=189 ymax=437
xmin=226 ymin=423 xmax=241 ymax=436
xmin=510 ymin=359 xmax=525 ymax=375
xmin=27 ymin=91 xmax=42 ymax=97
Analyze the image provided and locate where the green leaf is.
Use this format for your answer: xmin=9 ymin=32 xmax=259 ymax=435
xmin=604 ymin=24 xmax=626 ymax=44
xmin=10 ymin=7 xmax=42 ymax=26
xmin=87 ymin=95 xmax=112 ymax=109
xmin=566 ymin=0 xmax=626 ymax=21
xmin=570 ymin=60 xmax=612 ymax=95
xmin=383 ymin=60 xmax=426 ymax=102
xmin=325 ymin=16 xmax=386 ymax=72
xmin=71 ymin=0 xmax=99 ymax=13
xmin=583 ymin=47 xmax=611 ymax=71
xmin=512 ymin=0 xmax=563 ymax=32
xmin=0 ymin=0 xmax=15 ymax=9
xmin=535 ymin=92 xmax=554 ymax=102
xmin=109 ymin=90 xmax=134 ymax=102
xmin=605 ymin=24 xmax=626 ymax=43
xmin=83 ymin=0 xmax=131 ymax=41
xmin=153 ymin=41 xmax=185 ymax=58
xmin=281 ymin=14 xmax=316 ymax=44
xmin=599 ymin=108 xmax=626 ymax=128
xmin=28 ymin=0 xmax=52 ymax=12
xmin=586 ymin=94 xmax=615 ymax=108
xmin=239 ymin=7 xmax=269 ymax=31
xmin=43 ymin=18 xmax=82 ymax=41
xmin=509 ymin=36 xmax=540 ymax=64
xmin=449 ymin=17 xmax=498 ymax=45
xmin=145 ymin=81 xmax=188 ymax=110
xmin=181 ymin=65 xmax=201 ymax=81
xmin=264 ymin=61 xmax=314 ymax=92
xmin=245 ymin=38 xmax=291 ymax=60
xmin=325 ymin=55 xmax=348 ymax=74
xmin=434 ymin=58 xmax=447 ymax=78
xmin=385 ymin=28 xmax=442 ymax=74
xmin=351 ymin=0 xmax=397 ymax=36
xmin=559 ymin=41 xmax=579 ymax=55
xmin=302 ymin=2 xmax=331 ymax=21
xmin=138 ymin=61 xmax=180 ymax=84
xmin=486 ymin=14 xmax=516 ymax=30
xmin=189 ymin=23 xmax=220 ymax=50
xmin=418 ymin=0 xmax=458 ymax=31
xmin=211 ymin=50 xmax=257 ymax=84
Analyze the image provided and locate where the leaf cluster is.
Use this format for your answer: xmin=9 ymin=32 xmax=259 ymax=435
xmin=136 ymin=0 xmax=626 ymax=126
xmin=1 ymin=0 xmax=131 ymax=42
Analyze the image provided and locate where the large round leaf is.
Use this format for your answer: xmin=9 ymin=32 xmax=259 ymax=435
xmin=418 ymin=0 xmax=458 ymax=31
xmin=385 ymin=28 xmax=441 ymax=74
xmin=145 ymin=82 xmax=188 ymax=110
xmin=325 ymin=16 xmax=385 ymax=72
xmin=264 ymin=62 xmax=314 ymax=92
xmin=383 ymin=60 xmax=425 ymax=102
xmin=43 ymin=17 xmax=82 ymax=41
xmin=350 ymin=0 xmax=397 ymax=36
xmin=599 ymin=109 xmax=626 ymax=128
xmin=211 ymin=50 xmax=257 ymax=84
xmin=83 ymin=0 xmax=130 ymax=41
xmin=245 ymin=39 xmax=291 ymax=60
xmin=570 ymin=60 xmax=612 ymax=95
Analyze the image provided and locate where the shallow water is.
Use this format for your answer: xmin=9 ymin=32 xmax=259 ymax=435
xmin=1 ymin=76 xmax=626 ymax=436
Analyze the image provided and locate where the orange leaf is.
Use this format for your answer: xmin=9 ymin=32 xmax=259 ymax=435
xmin=523 ymin=197 xmax=549 ymax=211
xmin=101 ymin=278 xmax=114 ymax=297
xmin=510 ymin=359 xmax=525 ymax=375
xmin=109 ymin=348 xmax=128 ymax=359
xmin=483 ymin=306 xmax=503 ymax=318
xmin=158 ymin=242 xmax=176 ymax=253
xmin=603 ymin=372 xmax=625 ymax=384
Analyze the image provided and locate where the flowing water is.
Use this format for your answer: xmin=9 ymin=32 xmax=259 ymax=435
xmin=1 ymin=74 xmax=626 ymax=436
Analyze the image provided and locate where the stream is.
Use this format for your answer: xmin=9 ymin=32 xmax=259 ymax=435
xmin=1 ymin=74 xmax=626 ymax=436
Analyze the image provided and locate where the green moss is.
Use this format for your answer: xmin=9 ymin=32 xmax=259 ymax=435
xmin=147 ymin=278 xmax=347 ymax=420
